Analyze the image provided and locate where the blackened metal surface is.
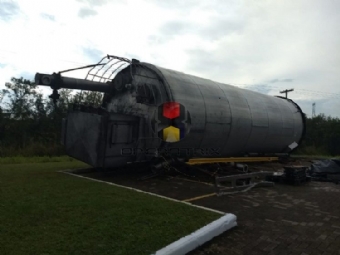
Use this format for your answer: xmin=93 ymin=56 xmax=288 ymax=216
xmin=35 ymin=55 xmax=306 ymax=168
xmin=124 ymin=62 xmax=305 ymax=157
xmin=35 ymin=73 xmax=111 ymax=93
xmin=103 ymin=113 xmax=140 ymax=168
xmin=63 ymin=112 xmax=102 ymax=166
xmin=63 ymin=111 xmax=140 ymax=168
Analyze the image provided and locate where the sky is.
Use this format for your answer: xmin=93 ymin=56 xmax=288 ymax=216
xmin=0 ymin=0 xmax=339 ymax=118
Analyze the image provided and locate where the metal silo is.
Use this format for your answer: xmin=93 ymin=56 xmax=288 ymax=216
xmin=35 ymin=55 xmax=306 ymax=168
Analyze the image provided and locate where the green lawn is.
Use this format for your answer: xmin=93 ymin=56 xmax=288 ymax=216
xmin=0 ymin=156 xmax=77 ymax=164
xmin=0 ymin=158 xmax=220 ymax=255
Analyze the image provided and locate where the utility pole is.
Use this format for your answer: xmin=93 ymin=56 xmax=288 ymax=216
xmin=312 ymin=102 xmax=316 ymax=118
xmin=280 ymin=89 xmax=294 ymax=98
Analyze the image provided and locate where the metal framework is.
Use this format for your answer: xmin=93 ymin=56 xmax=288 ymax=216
xmin=186 ymin=157 xmax=279 ymax=165
xmin=214 ymin=171 xmax=275 ymax=195
xmin=85 ymin=55 xmax=132 ymax=83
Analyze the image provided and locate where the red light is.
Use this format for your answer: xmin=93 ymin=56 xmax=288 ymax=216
xmin=163 ymin=102 xmax=180 ymax=119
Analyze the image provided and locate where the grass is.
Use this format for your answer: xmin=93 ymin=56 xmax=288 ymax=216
xmin=0 ymin=156 xmax=76 ymax=164
xmin=0 ymin=158 xmax=221 ymax=255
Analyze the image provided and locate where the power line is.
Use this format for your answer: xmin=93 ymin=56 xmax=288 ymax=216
xmin=232 ymin=83 xmax=340 ymax=98
xmin=0 ymin=49 xmax=90 ymax=66
xmin=296 ymin=88 xmax=340 ymax=96
xmin=291 ymin=91 xmax=340 ymax=100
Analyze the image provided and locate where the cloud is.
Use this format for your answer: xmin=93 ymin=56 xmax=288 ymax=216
xmin=144 ymin=0 xmax=199 ymax=10
xmin=282 ymin=78 xmax=293 ymax=82
xmin=147 ymin=35 xmax=169 ymax=47
xmin=157 ymin=10 xmax=245 ymax=44
xmin=40 ymin=13 xmax=55 ymax=21
xmin=0 ymin=0 xmax=339 ymax=119
xmin=0 ymin=63 xmax=7 ymax=68
xmin=76 ymin=0 xmax=110 ymax=6
xmin=18 ymin=71 xmax=35 ymax=81
xmin=227 ymin=88 xmax=339 ymax=119
xmin=0 ymin=1 xmax=20 ymax=21
xmin=184 ymin=48 xmax=240 ymax=80
xmin=125 ymin=53 xmax=142 ymax=61
xmin=159 ymin=21 xmax=195 ymax=38
xmin=78 ymin=7 xmax=98 ymax=18
xmin=243 ymin=84 xmax=274 ymax=95
xmin=196 ymin=17 xmax=245 ymax=41
xmin=269 ymin=78 xmax=294 ymax=83
xmin=82 ymin=48 xmax=104 ymax=62
xmin=159 ymin=19 xmax=245 ymax=43
xmin=294 ymin=98 xmax=340 ymax=119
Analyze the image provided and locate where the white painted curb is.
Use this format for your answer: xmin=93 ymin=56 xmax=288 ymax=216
xmin=151 ymin=213 xmax=237 ymax=255
xmin=61 ymin=169 xmax=238 ymax=255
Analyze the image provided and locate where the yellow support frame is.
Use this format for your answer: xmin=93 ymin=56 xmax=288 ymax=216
xmin=187 ymin=157 xmax=279 ymax=165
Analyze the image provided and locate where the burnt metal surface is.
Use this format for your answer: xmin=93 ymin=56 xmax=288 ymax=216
xmin=35 ymin=54 xmax=306 ymax=168
xmin=35 ymin=73 xmax=112 ymax=93
xmin=142 ymin=63 xmax=304 ymax=156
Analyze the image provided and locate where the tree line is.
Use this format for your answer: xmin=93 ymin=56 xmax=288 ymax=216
xmin=0 ymin=77 xmax=102 ymax=157
xmin=0 ymin=77 xmax=339 ymax=157
xmin=299 ymin=114 xmax=340 ymax=156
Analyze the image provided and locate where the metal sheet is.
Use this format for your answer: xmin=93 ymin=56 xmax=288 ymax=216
xmin=59 ymin=58 xmax=306 ymax=167
xmin=138 ymin=63 xmax=305 ymax=157
xmin=64 ymin=112 xmax=102 ymax=166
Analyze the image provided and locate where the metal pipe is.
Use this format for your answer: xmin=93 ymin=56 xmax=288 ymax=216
xmin=35 ymin=73 xmax=112 ymax=93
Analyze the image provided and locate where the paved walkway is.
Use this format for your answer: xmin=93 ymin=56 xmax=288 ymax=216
xmin=190 ymin=181 xmax=340 ymax=255
xmin=75 ymin=163 xmax=340 ymax=255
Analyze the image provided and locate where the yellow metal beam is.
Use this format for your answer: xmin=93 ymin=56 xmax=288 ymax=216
xmin=182 ymin=193 xmax=217 ymax=202
xmin=187 ymin=157 xmax=279 ymax=165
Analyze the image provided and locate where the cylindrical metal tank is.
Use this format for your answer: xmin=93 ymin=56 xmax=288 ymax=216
xmin=104 ymin=61 xmax=306 ymax=159
xmin=34 ymin=56 xmax=307 ymax=167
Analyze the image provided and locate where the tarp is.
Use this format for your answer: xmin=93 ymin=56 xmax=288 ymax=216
xmin=310 ymin=159 xmax=340 ymax=174
xmin=308 ymin=159 xmax=340 ymax=183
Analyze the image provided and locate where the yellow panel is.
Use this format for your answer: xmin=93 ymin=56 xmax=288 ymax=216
xmin=163 ymin=126 xmax=180 ymax=142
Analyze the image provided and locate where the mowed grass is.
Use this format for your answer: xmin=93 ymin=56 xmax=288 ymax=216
xmin=0 ymin=158 xmax=220 ymax=255
xmin=0 ymin=156 xmax=77 ymax=164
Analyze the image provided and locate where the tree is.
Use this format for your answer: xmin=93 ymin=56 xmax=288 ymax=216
xmin=2 ymin=77 xmax=37 ymax=120
xmin=296 ymin=114 xmax=340 ymax=156
xmin=71 ymin=91 xmax=103 ymax=108
xmin=0 ymin=89 xmax=4 ymax=103
xmin=0 ymin=77 xmax=73 ymax=155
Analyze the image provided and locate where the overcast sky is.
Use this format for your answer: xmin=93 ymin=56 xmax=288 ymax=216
xmin=0 ymin=0 xmax=339 ymax=118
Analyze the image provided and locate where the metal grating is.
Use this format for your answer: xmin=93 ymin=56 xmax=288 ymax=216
xmin=85 ymin=54 xmax=132 ymax=83
xmin=73 ymin=55 xmax=133 ymax=106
